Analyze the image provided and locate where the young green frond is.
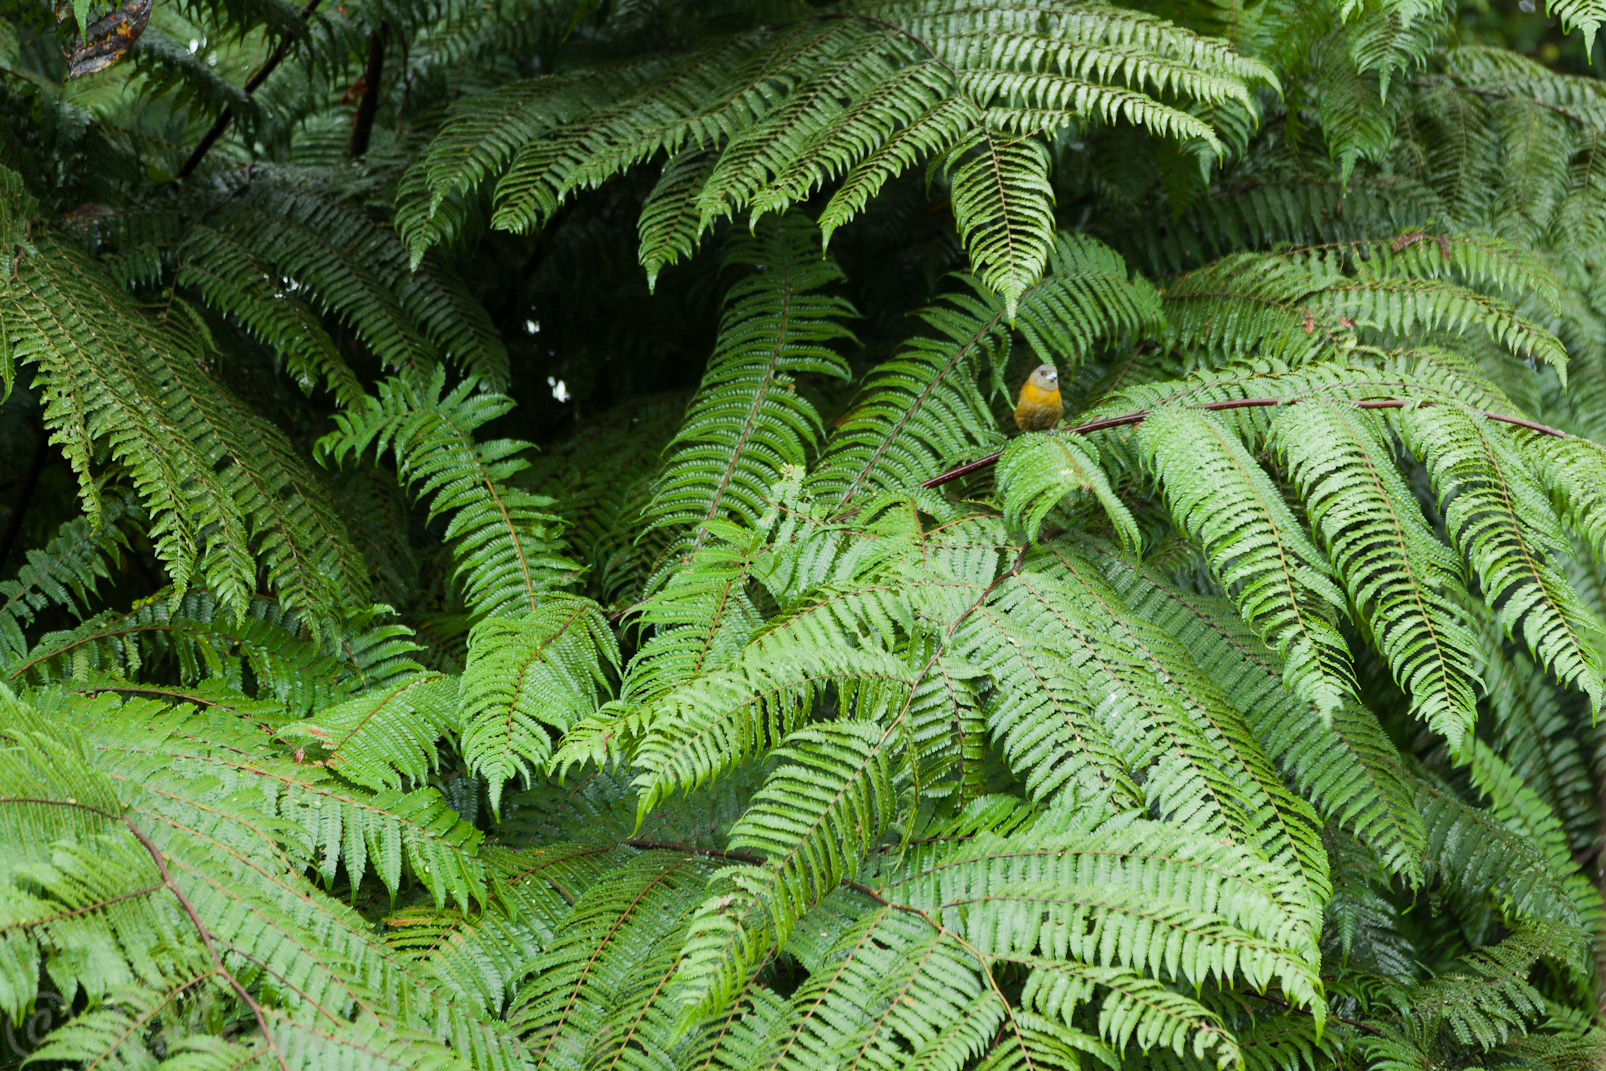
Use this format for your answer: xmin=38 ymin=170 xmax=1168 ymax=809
xmin=320 ymin=368 xmax=580 ymax=616
xmin=646 ymin=215 xmax=857 ymax=546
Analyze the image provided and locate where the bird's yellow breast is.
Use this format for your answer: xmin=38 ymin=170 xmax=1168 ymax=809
xmin=1013 ymin=382 xmax=1063 ymax=431
xmin=1017 ymin=382 xmax=1060 ymax=407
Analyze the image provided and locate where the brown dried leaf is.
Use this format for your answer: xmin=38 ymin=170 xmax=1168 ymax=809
xmin=56 ymin=0 xmax=152 ymax=79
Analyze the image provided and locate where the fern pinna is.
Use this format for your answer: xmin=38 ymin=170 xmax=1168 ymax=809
xmin=4 ymin=0 xmax=1606 ymax=1068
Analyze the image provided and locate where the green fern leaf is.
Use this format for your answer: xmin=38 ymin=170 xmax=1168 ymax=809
xmin=1273 ymin=400 xmax=1483 ymax=746
xmin=1137 ymin=405 xmax=1354 ymax=716
xmin=459 ymin=595 xmax=618 ymax=813
xmin=944 ymin=127 xmax=1057 ymax=319
xmin=320 ymin=368 xmax=580 ymax=617
xmin=1399 ymin=405 xmax=1606 ymax=713
xmin=673 ymin=721 xmax=898 ymax=1018
xmin=646 ymin=214 xmax=856 ymax=546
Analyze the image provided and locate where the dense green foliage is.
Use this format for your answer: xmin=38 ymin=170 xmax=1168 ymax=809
xmin=4 ymin=0 xmax=1606 ymax=1068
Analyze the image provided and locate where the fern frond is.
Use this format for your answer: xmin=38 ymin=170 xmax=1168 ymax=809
xmin=1023 ymin=960 xmax=1243 ymax=1069
xmin=508 ymin=850 xmax=713 ymax=1068
xmin=176 ymin=222 xmax=365 ymax=406
xmin=1272 ymin=400 xmax=1483 ymax=746
xmin=646 ymin=214 xmax=856 ymax=546
xmin=280 ymin=671 xmax=460 ymax=791
xmin=7 ymin=240 xmax=368 ymax=633
xmin=639 ymin=148 xmax=717 ymax=291
xmin=403 ymin=0 xmax=1273 ymax=302
xmin=1398 ymin=404 xmax=1606 ymax=713
xmin=1137 ymin=404 xmax=1354 ymax=716
xmin=720 ymin=903 xmax=1003 ymax=1071
xmin=1403 ymin=920 xmax=1585 ymax=1050
xmin=1416 ymin=776 xmax=1583 ymax=928
xmin=944 ymin=127 xmax=1057 ymax=319
xmin=1483 ymin=646 xmax=1596 ymax=855
xmin=37 ymin=690 xmax=491 ymax=908
xmin=320 ymin=368 xmax=579 ymax=617
xmin=0 ymin=690 xmax=532 ymax=1070
xmin=8 ymin=591 xmax=417 ymax=714
xmin=1093 ymin=550 xmax=1427 ymax=881
xmin=612 ymin=523 xmax=768 ymax=711
xmin=624 ymin=641 xmax=915 ymax=818
xmin=953 ymin=579 xmax=1143 ymax=812
xmin=1038 ymin=547 xmax=1330 ymax=903
xmin=674 ymin=720 xmax=898 ymax=1018
xmin=1457 ymin=735 xmax=1604 ymax=934
xmin=459 ymin=595 xmax=618 ymax=813
xmin=216 ymin=168 xmax=509 ymax=387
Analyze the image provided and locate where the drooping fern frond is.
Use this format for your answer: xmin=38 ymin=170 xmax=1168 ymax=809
xmin=401 ymin=0 xmax=1276 ymax=303
xmin=1398 ymin=404 xmax=1606 ymax=714
xmin=1162 ymin=240 xmax=1569 ymax=375
xmin=320 ymin=368 xmax=580 ymax=617
xmin=1272 ymin=399 xmax=1483 ymax=747
xmin=943 ymin=127 xmax=1057 ymax=318
xmin=1092 ymin=546 xmax=1426 ymax=881
xmin=4 ymin=238 xmax=369 ymax=634
xmin=1137 ymin=404 xmax=1354 ymax=716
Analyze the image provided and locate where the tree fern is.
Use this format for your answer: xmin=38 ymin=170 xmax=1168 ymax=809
xmin=1399 ymin=404 xmax=1606 ymax=713
xmin=675 ymin=720 xmax=899 ymax=1018
xmin=1272 ymin=399 xmax=1483 ymax=746
xmin=1138 ymin=405 xmax=1355 ymax=716
xmin=459 ymin=594 xmax=618 ymax=813
xmin=5 ymin=0 xmax=1606 ymax=1066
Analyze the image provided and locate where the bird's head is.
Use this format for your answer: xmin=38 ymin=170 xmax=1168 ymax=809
xmin=1028 ymin=364 xmax=1059 ymax=392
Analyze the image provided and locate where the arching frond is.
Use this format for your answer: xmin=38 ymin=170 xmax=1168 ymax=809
xmin=1398 ymin=405 xmax=1606 ymax=713
xmin=320 ymin=368 xmax=580 ymax=617
xmin=1272 ymin=400 xmax=1483 ymax=746
xmin=5 ymin=240 xmax=368 ymax=634
xmin=459 ymin=595 xmax=618 ymax=813
xmin=1138 ymin=405 xmax=1354 ymax=716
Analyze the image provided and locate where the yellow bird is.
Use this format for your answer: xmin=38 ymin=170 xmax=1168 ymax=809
xmin=1013 ymin=363 xmax=1062 ymax=431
